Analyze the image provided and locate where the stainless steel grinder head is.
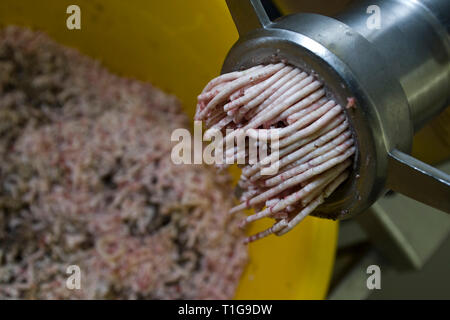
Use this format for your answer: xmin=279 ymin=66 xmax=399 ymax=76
xmin=223 ymin=0 xmax=450 ymax=219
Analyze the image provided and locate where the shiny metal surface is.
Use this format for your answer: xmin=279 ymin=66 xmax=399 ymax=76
xmin=224 ymin=0 xmax=450 ymax=219
xmin=387 ymin=149 xmax=450 ymax=213
xmin=336 ymin=0 xmax=450 ymax=132
xmin=226 ymin=0 xmax=270 ymax=36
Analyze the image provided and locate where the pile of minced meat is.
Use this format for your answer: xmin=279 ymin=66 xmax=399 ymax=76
xmin=0 ymin=26 xmax=247 ymax=299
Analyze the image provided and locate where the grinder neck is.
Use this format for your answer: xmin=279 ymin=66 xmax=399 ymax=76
xmin=335 ymin=0 xmax=450 ymax=132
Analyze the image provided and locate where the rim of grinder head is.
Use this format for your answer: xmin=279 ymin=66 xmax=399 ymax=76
xmin=223 ymin=0 xmax=450 ymax=219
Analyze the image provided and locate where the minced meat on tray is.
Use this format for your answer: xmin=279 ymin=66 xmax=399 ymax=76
xmin=0 ymin=26 xmax=248 ymax=299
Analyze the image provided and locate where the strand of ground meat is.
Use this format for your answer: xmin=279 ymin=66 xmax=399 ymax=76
xmin=196 ymin=63 xmax=355 ymax=243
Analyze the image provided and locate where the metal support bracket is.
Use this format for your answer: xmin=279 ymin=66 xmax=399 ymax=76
xmin=225 ymin=0 xmax=271 ymax=36
xmin=387 ymin=149 xmax=450 ymax=214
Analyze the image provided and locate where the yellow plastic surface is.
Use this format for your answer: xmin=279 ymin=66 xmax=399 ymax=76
xmin=0 ymin=0 xmax=338 ymax=299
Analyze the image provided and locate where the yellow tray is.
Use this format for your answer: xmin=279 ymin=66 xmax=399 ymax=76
xmin=0 ymin=0 xmax=338 ymax=299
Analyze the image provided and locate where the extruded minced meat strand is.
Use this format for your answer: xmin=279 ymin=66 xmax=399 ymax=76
xmin=197 ymin=63 xmax=356 ymax=242
xmin=240 ymin=114 xmax=347 ymax=179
